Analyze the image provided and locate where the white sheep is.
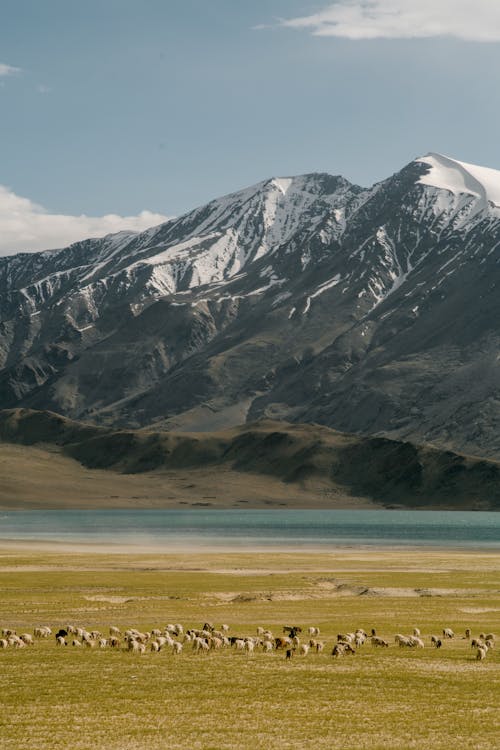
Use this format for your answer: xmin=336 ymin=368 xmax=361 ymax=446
xmin=476 ymin=646 xmax=488 ymax=661
xmin=172 ymin=641 xmax=183 ymax=654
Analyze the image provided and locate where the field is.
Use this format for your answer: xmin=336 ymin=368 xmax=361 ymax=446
xmin=0 ymin=545 xmax=499 ymax=749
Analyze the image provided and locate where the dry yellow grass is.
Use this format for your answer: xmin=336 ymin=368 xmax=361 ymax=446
xmin=0 ymin=547 xmax=499 ymax=749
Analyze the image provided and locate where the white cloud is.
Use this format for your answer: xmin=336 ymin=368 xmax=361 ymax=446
xmin=0 ymin=185 xmax=170 ymax=257
xmin=280 ymin=1 xmax=500 ymax=42
xmin=0 ymin=63 xmax=22 ymax=77
xmin=36 ymin=84 xmax=51 ymax=94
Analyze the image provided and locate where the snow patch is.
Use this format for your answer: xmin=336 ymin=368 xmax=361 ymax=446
xmin=417 ymin=153 xmax=500 ymax=207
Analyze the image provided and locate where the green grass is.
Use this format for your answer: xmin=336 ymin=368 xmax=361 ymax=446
xmin=0 ymin=548 xmax=499 ymax=749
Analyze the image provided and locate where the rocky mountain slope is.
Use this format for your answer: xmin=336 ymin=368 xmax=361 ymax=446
xmin=1 ymin=153 xmax=499 ymax=459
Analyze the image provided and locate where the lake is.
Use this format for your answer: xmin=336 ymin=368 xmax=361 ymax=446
xmin=0 ymin=509 xmax=499 ymax=550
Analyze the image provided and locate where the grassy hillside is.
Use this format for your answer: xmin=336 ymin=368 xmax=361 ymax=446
xmin=0 ymin=408 xmax=499 ymax=509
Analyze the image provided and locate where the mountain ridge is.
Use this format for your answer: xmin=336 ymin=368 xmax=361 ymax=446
xmin=1 ymin=153 xmax=499 ymax=462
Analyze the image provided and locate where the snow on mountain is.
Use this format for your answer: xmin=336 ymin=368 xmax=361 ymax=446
xmin=417 ymin=152 xmax=500 ymax=207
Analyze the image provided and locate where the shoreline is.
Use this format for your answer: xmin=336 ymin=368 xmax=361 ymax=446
xmin=0 ymin=537 xmax=499 ymax=555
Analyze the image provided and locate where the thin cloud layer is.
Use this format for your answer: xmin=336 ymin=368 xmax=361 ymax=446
xmin=281 ymin=1 xmax=500 ymax=41
xmin=0 ymin=63 xmax=22 ymax=76
xmin=0 ymin=185 xmax=169 ymax=256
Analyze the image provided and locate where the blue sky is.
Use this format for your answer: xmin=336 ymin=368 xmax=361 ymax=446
xmin=1 ymin=0 xmax=500 ymax=253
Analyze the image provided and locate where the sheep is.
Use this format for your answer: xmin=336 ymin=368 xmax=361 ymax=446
xmin=151 ymin=629 xmax=162 ymax=638
xmin=409 ymin=637 xmax=425 ymax=649
xmin=263 ymin=641 xmax=273 ymax=653
xmin=315 ymin=641 xmax=325 ymax=654
xmin=109 ymin=637 xmax=121 ymax=648
xmin=72 ymin=639 xmax=82 ymax=647
xmin=220 ymin=624 xmax=229 ymax=632
xmin=413 ymin=627 xmax=421 ymax=637
xmin=172 ymin=641 xmax=183 ymax=654
xmin=476 ymin=646 xmax=488 ymax=661
xmin=337 ymin=633 xmax=354 ymax=644
xmin=396 ymin=636 xmax=412 ymax=648
xmin=299 ymin=644 xmax=310 ymax=656
xmin=20 ymin=633 xmax=34 ymax=646
xmin=98 ymin=638 xmax=108 ymax=649
xmin=443 ymin=628 xmax=454 ymax=639
xmin=332 ymin=644 xmax=346 ymax=658
xmin=128 ymin=640 xmax=144 ymax=654
xmin=245 ymin=640 xmax=255 ymax=654
xmin=150 ymin=641 xmax=160 ymax=652
xmin=0 ymin=639 xmax=8 ymax=648
xmin=371 ymin=636 xmax=389 ymax=647
xmin=109 ymin=626 xmax=121 ymax=637
xmin=308 ymin=627 xmax=320 ymax=637
xmin=34 ymin=626 xmax=51 ymax=638
xmin=464 ymin=628 xmax=471 ymax=639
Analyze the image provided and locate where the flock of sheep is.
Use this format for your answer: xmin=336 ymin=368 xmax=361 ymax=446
xmin=0 ymin=622 xmax=495 ymax=662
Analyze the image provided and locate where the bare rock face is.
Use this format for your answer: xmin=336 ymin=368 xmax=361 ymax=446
xmin=1 ymin=154 xmax=500 ymax=459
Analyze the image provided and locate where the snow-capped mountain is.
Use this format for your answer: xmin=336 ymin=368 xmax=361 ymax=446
xmin=1 ymin=153 xmax=500 ymax=459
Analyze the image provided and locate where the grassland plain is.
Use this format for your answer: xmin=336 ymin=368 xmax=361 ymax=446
xmin=0 ymin=547 xmax=499 ymax=750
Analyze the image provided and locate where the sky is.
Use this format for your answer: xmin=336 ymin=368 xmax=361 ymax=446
xmin=1 ymin=0 xmax=500 ymax=255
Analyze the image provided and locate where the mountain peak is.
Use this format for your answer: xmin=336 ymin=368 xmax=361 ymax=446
xmin=415 ymin=152 xmax=500 ymax=207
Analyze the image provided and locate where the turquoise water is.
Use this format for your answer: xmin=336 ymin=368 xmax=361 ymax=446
xmin=0 ymin=510 xmax=499 ymax=549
